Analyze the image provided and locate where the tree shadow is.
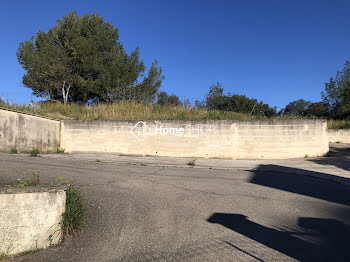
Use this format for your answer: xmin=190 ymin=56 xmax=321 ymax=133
xmin=309 ymin=144 xmax=350 ymax=172
xmin=208 ymin=213 xmax=350 ymax=262
xmin=249 ymin=165 xmax=350 ymax=206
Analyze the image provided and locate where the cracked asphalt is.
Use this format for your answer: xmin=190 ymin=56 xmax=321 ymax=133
xmin=1 ymin=145 xmax=350 ymax=261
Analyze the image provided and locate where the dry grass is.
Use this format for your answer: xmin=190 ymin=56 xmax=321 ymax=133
xmin=41 ymin=102 xmax=266 ymax=121
xmin=1 ymin=102 xmax=263 ymax=121
xmin=1 ymin=101 xmax=350 ymax=128
xmin=327 ymin=119 xmax=350 ymax=129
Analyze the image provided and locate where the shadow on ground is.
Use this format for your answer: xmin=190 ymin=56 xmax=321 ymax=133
xmin=207 ymin=161 xmax=350 ymax=261
xmin=250 ymin=165 xmax=350 ymax=206
xmin=310 ymin=144 xmax=350 ymax=171
xmin=208 ymin=213 xmax=350 ymax=262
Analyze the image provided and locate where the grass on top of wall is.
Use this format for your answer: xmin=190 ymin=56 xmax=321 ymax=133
xmin=1 ymin=101 xmax=349 ymax=128
xmin=327 ymin=119 xmax=350 ymax=129
xmin=0 ymin=101 xmax=267 ymax=121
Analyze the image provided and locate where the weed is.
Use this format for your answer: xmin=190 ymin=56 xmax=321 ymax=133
xmin=10 ymin=147 xmax=18 ymax=154
xmin=61 ymin=185 xmax=84 ymax=236
xmin=187 ymin=159 xmax=196 ymax=167
xmin=17 ymin=171 xmax=41 ymax=187
xmin=336 ymin=141 xmax=341 ymax=143
xmin=56 ymin=148 xmax=65 ymax=154
xmin=30 ymin=147 xmax=40 ymax=157
xmin=20 ymin=249 xmax=42 ymax=255
xmin=48 ymin=176 xmax=70 ymax=187
xmin=48 ymin=234 xmax=54 ymax=247
xmin=96 ymin=159 xmax=101 ymax=162
xmin=0 ymin=253 xmax=8 ymax=261
xmin=304 ymin=154 xmax=309 ymax=158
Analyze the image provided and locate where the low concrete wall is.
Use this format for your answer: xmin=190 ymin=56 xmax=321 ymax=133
xmin=0 ymin=187 xmax=66 ymax=255
xmin=328 ymin=129 xmax=350 ymax=143
xmin=0 ymin=108 xmax=330 ymax=159
xmin=0 ymin=108 xmax=60 ymax=152
xmin=61 ymin=120 xmax=329 ymax=159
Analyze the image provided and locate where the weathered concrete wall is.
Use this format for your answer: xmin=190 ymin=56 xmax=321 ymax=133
xmin=0 ymin=108 xmax=330 ymax=159
xmin=61 ymin=120 xmax=329 ymax=159
xmin=0 ymin=108 xmax=60 ymax=152
xmin=0 ymin=187 xmax=66 ymax=255
xmin=328 ymin=129 xmax=350 ymax=143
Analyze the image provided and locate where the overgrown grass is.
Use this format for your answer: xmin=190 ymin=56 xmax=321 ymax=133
xmin=1 ymin=101 xmax=350 ymax=128
xmin=0 ymin=101 xmax=303 ymax=121
xmin=40 ymin=102 xmax=264 ymax=121
xmin=62 ymin=185 xmax=84 ymax=236
xmin=327 ymin=119 xmax=350 ymax=129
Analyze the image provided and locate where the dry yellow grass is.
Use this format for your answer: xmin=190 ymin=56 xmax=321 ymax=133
xmin=1 ymin=101 xmax=349 ymax=128
xmin=5 ymin=102 xmax=262 ymax=121
xmin=327 ymin=119 xmax=350 ymax=129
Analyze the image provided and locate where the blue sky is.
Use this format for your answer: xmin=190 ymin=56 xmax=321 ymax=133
xmin=1 ymin=0 xmax=349 ymax=109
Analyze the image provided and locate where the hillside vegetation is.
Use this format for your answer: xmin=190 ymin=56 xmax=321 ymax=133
xmin=1 ymin=102 xmax=349 ymax=129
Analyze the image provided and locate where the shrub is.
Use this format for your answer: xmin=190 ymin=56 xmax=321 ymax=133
xmin=10 ymin=147 xmax=18 ymax=154
xmin=56 ymin=148 xmax=65 ymax=154
xmin=30 ymin=147 xmax=40 ymax=156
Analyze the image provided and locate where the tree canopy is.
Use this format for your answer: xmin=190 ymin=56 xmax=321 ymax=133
xmin=197 ymin=83 xmax=276 ymax=117
xmin=17 ymin=11 xmax=164 ymax=104
xmin=322 ymin=61 xmax=350 ymax=119
xmin=282 ymin=99 xmax=311 ymax=116
xmin=156 ymin=91 xmax=182 ymax=106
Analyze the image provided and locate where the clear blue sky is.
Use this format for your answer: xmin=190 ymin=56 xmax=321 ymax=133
xmin=1 ymin=0 xmax=349 ymax=109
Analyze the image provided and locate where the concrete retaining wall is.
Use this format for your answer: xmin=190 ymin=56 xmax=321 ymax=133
xmin=0 ymin=109 xmax=330 ymax=159
xmin=328 ymin=129 xmax=350 ymax=143
xmin=0 ymin=187 xmax=66 ymax=255
xmin=0 ymin=109 xmax=60 ymax=152
xmin=61 ymin=120 xmax=329 ymax=159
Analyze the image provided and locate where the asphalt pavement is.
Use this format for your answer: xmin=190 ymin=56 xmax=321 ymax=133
xmin=1 ymin=144 xmax=349 ymax=261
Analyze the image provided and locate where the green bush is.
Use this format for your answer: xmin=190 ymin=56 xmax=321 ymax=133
xmin=10 ymin=147 xmax=18 ymax=154
xmin=56 ymin=148 xmax=65 ymax=154
xmin=30 ymin=147 xmax=40 ymax=156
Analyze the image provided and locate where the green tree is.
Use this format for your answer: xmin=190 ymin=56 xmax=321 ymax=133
xmin=156 ymin=91 xmax=182 ymax=106
xmin=204 ymin=83 xmax=276 ymax=116
xmin=205 ymin=83 xmax=228 ymax=110
xmin=304 ymin=102 xmax=328 ymax=117
xmin=156 ymin=91 xmax=169 ymax=106
xmin=283 ymin=99 xmax=311 ymax=116
xmin=322 ymin=61 xmax=350 ymax=119
xmin=17 ymin=11 xmax=163 ymax=104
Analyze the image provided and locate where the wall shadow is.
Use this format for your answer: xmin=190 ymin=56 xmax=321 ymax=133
xmin=208 ymin=213 xmax=350 ymax=262
xmin=310 ymin=144 xmax=350 ymax=172
xmin=249 ymin=165 xmax=350 ymax=206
